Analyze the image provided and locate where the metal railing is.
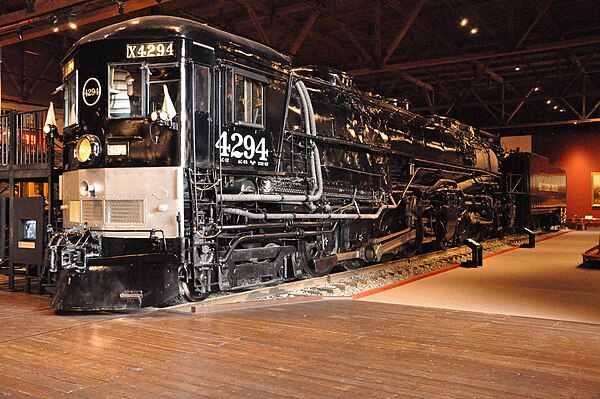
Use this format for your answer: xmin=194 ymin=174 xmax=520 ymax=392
xmin=0 ymin=114 xmax=9 ymax=166
xmin=0 ymin=110 xmax=49 ymax=167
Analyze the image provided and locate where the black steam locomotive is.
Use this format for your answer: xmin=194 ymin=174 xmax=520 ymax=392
xmin=46 ymin=16 xmax=528 ymax=310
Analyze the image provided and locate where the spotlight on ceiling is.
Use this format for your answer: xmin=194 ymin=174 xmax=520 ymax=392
xmin=534 ymin=87 xmax=539 ymax=92
xmin=68 ymin=13 xmax=77 ymax=29
xmin=515 ymin=66 xmax=521 ymax=71
xmin=49 ymin=14 xmax=59 ymax=32
xmin=546 ymin=99 xmax=552 ymax=104
xmin=117 ymin=0 xmax=126 ymax=14
xmin=470 ymin=27 xmax=478 ymax=35
xmin=460 ymin=18 xmax=469 ymax=27
xmin=17 ymin=24 xmax=33 ymax=40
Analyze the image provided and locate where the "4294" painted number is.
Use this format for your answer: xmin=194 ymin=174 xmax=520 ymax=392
xmin=216 ymin=131 xmax=268 ymax=163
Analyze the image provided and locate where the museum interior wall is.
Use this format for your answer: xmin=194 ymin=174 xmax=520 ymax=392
xmin=534 ymin=131 xmax=600 ymax=219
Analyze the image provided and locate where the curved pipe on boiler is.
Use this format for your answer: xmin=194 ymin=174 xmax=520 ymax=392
xmin=218 ymin=79 xmax=323 ymax=203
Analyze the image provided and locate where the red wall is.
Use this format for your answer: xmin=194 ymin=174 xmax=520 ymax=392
xmin=533 ymin=132 xmax=600 ymax=218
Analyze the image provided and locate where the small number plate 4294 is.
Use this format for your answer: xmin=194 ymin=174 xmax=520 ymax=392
xmin=126 ymin=42 xmax=174 ymax=58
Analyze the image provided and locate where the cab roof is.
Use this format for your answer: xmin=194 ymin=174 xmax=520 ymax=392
xmin=68 ymin=15 xmax=291 ymax=67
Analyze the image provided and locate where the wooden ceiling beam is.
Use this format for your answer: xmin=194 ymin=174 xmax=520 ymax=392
xmin=381 ymin=0 xmax=426 ymax=66
xmin=476 ymin=61 xmax=504 ymax=84
xmin=408 ymin=87 xmax=600 ymax=109
xmin=384 ymin=0 xmax=456 ymax=51
xmin=373 ymin=0 xmax=382 ymax=63
xmin=515 ymin=0 xmax=553 ymax=48
xmin=559 ymin=97 xmax=582 ymax=119
xmin=585 ymin=99 xmax=600 ymax=119
xmin=470 ymin=88 xmax=503 ymax=124
xmin=350 ymin=35 xmax=600 ymax=76
xmin=239 ymin=0 xmax=270 ymax=45
xmin=339 ymin=25 xmax=374 ymax=65
xmin=295 ymin=0 xmax=371 ymax=43
xmin=399 ymin=72 xmax=433 ymax=91
xmin=0 ymin=0 xmax=174 ymax=47
xmin=289 ymin=9 xmax=319 ymax=56
xmin=462 ymin=2 xmax=513 ymax=50
xmin=225 ymin=0 xmax=344 ymax=58
xmin=0 ymin=0 xmax=89 ymax=28
xmin=483 ymin=117 xmax=600 ymax=130
xmin=506 ymin=85 xmax=538 ymax=124
xmin=23 ymin=58 xmax=54 ymax=100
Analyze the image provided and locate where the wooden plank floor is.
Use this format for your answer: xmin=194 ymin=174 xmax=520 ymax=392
xmin=0 ymin=282 xmax=598 ymax=398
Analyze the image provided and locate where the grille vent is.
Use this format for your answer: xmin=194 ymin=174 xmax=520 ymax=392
xmin=81 ymin=200 xmax=103 ymax=224
xmin=105 ymin=199 xmax=144 ymax=224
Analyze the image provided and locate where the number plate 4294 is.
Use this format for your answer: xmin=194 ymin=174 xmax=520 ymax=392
xmin=216 ymin=131 xmax=269 ymax=166
xmin=126 ymin=42 xmax=174 ymax=58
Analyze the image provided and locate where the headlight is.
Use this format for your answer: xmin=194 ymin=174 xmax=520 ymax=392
xmin=79 ymin=180 xmax=95 ymax=197
xmin=75 ymin=134 xmax=101 ymax=164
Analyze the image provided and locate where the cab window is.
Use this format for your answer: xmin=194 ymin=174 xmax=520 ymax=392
xmin=108 ymin=64 xmax=142 ymax=118
xmin=147 ymin=64 xmax=180 ymax=116
xmin=61 ymin=58 xmax=78 ymax=127
xmin=225 ymin=69 xmax=266 ymax=128
xmin=107 ymin=63 xmax=179 ymax=119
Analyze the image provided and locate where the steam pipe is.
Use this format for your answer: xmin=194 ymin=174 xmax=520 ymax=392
xmin=456 ymin=175 xmax=496 ymax=191
xmin=223 ymin=201 xmax=395 ymax=220
xmin=220 ymin=221 xmax=328 ymax=231
xmin=218 ymin=80 xmax=323 ymax=203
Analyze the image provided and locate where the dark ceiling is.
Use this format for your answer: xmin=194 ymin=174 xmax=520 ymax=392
xmin=1 ymin=0 xmax=599 ymax=136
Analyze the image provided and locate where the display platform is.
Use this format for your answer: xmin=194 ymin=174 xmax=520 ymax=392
xmin=360 ymin=230 xmax=600 ymax=324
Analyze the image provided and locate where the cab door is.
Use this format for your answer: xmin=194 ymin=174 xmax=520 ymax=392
xmin=216 ymin=66 xmax=272 ymax=171
xmin=192 ymin=63 xmax=213 ymax=167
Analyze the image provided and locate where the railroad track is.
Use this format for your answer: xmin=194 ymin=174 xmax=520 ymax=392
xmin=171 ymin=230 xmax=562 ymax=313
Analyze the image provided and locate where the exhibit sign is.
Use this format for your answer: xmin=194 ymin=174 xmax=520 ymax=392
xmin=592 ymin=172 xmax=600 ymax=208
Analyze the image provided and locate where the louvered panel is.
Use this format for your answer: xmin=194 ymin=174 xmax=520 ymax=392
xmin=105 ymin=199 xmax=144 ymax=224
xmin=81 ymin=200 xmax=103 ymax=224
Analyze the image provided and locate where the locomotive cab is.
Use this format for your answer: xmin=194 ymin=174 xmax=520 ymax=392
xmin=49 ymin=16 xmax=291 ymax=310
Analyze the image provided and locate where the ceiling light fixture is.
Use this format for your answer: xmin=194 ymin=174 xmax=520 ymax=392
xmin=68 ymin=13 xmax=77 ymax=29
xmin=470 ymin=27 xmax=478 ymax=35
xmin=49 ymin=14 xmax=59 ymax=32
xmin=17 ymin=24 xmax=33 ymax=40
xmin=534 ymin=87 xmax=539 ymax=92
xmin=546 ymin=99 xmax=552 ymax=104
xmin=515 ymin=67 xmax=520 ymax=71
xmin=460 ymin=18 xmax=469 ymax=27
xmin=117 ymin=0 xmax=126 ymax=14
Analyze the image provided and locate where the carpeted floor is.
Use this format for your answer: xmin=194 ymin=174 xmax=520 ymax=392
xmin=360 ymin=230 xmax=600 ymax=324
